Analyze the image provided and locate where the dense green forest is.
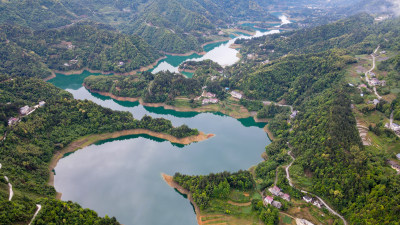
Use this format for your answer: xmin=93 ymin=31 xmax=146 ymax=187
xmin=238 ymin=13 xmax=400 ymax=63
xmin=226 ymin=49 xmax=356 ymax=105
xmin=231 ymin=14 xmax=400 ymax=224
xmin=0 ymin=76 xmax=198 ymax=224
xmin=173 ymin=171 xmax=255 ymax=209
xmin=83 ymin=69 xmax=224 ymax=104
xmin=0 ymin=0 xmax=281 ymax=54
xmin=0 ymin=23 xmax=162 ymax=74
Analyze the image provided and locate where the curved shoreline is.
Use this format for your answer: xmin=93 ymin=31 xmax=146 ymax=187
xmin=162 ymin=174 xmax=204 ymax=225
xmin=161 ymin=38 xmax=232 ymax=56
xmin=48 ymin=129 xmax=214 ymax=198
xmin=46 ymin=56 xmax=167 ymax=79
xmin=178 ymin=68 xmax=196 ymax=73
xmin=85 ymin=85 xmax=253 ymax=119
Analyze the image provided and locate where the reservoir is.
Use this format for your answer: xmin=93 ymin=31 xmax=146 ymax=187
xmin=50 ymin=73 xmax=270 ymax=225
xmin=49 ymin=14 xmax=289 ymax=225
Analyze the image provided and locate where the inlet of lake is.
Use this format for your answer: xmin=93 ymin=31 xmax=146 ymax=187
xmin=49 ymin=15 xmax=289 ymax=225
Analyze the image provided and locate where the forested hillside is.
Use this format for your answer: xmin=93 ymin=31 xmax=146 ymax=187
xmin=226 ymin=50 xmax=355 ymax=105
xmin=0 ymin=0 xmax=76 ymax=30
xmin=0 ymin=23 xmax=162 ymax=74
xmin=0 ymin=0 xmax=280 ymax=54
xmin=238 ymin=13 xmax=400 ymax=62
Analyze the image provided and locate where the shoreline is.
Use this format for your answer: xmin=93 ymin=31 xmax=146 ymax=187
xmin=161 ymin=38 xmax=231 ymax=57
xmin=46 ymin=56 xmax=167 ymax=78
xmin=178 ymin=68 xmax=196 ymax=73
xmin=48 ymin=129 xmax=214 ymax=199
xmin=162 ymin=174 xmax=204 ymax=225
xmin=85 ymin=86 xmax=252 ymax=119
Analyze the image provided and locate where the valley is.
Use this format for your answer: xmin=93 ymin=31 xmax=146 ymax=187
xmin=1 ymin=0 xmax=400 ymax=225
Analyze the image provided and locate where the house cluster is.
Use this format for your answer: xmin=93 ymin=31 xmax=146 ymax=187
xmin=263 ymin=195 xmax=282 ymax=209
xmin=200 ymin=91 xmax=219 ymax=105
xmin=303 ymin=195 xmax=323 ymax=208
xmin=269 ymin=186 xmax=291 ymax=201
xmin=230 ymin=91 xmax=242 ymax=100
xmin=369 ymin=77 xmax=386 ymax=87
xmin=9 ymin=101 xmax=46 ymax=126
xmin=385 ymin=122 xmax=400 ymax=135
xmin=263 ymin=186 xmax=291 ymax=209
xmin=388 ymin=160 xmax=400 ymax=173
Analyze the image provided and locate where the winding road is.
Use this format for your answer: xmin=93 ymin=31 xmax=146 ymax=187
xmin=285 ymin=143 xmax=348 ymax=225
xmin=365 ymin=45 xmax=382 ymax=100
xmin=0 ymin=163 xmax=14 ymax=201
xmin=28 ymin=204 xmax=42 ymax=225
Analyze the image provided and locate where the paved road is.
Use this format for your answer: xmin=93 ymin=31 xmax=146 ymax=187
xmin=29 ymin=204 xmax=42 ymax=225
xmin=285 ymin=143 xmax=348 ymax=225
xmin=365 ymin=45 xmax=382 ymax=100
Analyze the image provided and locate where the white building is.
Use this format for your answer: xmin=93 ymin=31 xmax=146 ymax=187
xmin=202 ymin=91 xmax=216 ymax=98
xmin=303 ymin=196 xmax=312 ymax=203
xmin=39 ymin=101 xmax=46 ymax=107
xmin=8 ymin=118 xmax=19 ymax=126
xmin=20 ymin=106 xmax=30 ymax=115
xmin=202 ymin=98 xmax=219 ymax=105
xmin=230 ymin=91 xmax=242 ymax=99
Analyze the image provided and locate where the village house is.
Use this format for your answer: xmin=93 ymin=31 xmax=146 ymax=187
xmin=388 ymin=160 xmax=400 ymax=173
xmin=264 ymin=196 xmax=274 ymax=205
xmin=202 ymin=91 xmax=216 ymax=98
xmin=370 ymin=78 xmax=381 ymax=86
xmin=202 ymin=98 xmax=219 ymax=105
xmin=391 ymin=123 xmax=400 ymax=132
xmin=281 ymin=193 xmax=291 ymax=201
xmin=269 ymin=186 xmax=281 ymax=196
xmin=230 ymin=91 xmax=242 ymax=99
xmin=303 ymin=196 xmax=312 ymax=203
xmin=380 ymin=51 xmax=387 ymax=54
xmin=8 ymin=118 xmax=19 ymax=126
xmin=313 ymin=200 xmax=322 ymax=208
xmin=359 ymin=84 xmax=367 ymax=88
xmin=20 ymin=106 xmax=30 ymax=115
xmin=368 ymin=99 xmax=380 ymax=106
xmin=272 ymin=201 xmax=282 ymax=209
xmin=39 ymin=101 xmax=46 ymax=107
xmin=118 ymin=61 xmax=125 ymax=66
xmin=397 ymin=153 xmax=400 ymax=160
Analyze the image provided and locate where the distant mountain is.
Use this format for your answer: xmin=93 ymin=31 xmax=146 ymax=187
xmin=0 ymin=0 xmax=280 ymax=53
xmin=0 ymin=0 xmax=77 ymax=30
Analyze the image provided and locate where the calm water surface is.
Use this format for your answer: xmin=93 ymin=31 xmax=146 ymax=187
xmin=48 ymin=15 xmax=292 ymax=224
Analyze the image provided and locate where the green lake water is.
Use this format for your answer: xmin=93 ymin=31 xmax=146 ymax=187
xmin=49 ymin=16 xmax=290 ymax=224
xmin=50 ymin=74 xmax=270 ymax=225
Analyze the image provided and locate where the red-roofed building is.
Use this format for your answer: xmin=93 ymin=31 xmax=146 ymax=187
xmin=264 ymin=196 xmax=273 ymax=205
xmin=269 ymin=186 xmax=281 ymax=196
